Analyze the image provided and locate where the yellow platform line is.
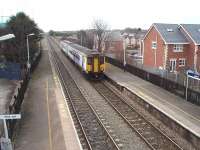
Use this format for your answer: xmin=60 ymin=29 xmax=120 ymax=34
xmin=46 ymin=79 xmax=53 ymax=150
xmin=108 ymin=63 xmax=200 ymax=124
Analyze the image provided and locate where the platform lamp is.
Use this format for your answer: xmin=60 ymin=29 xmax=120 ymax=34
xmin=123 ymin=36 xmax=127 ymax=72
xmin=26 ymin=33 xmax=35 ymax=77
xmin=0 ymin=34 xmax=15 ymax=41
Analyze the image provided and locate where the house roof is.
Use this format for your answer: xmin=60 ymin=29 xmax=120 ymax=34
xmin=180 ymin=24 xmax=200 ymax=45
xmin=154 ymin=23 xmax=188 ymax=44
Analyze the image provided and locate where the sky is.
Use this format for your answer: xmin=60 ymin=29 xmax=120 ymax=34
xmin=1 ymin=0 xmax=200 ymax=32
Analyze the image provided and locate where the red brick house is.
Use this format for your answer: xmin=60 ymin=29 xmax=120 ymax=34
xmin=142 ymin=23 xmax=200 ymax=73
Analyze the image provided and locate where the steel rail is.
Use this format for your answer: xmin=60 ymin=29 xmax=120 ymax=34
xmin=92 ymin=81 xmax=183 ymax=150
xmin=48 ymin=37 xmax=119 ymax=150
xmin=48 ymin=38 xmax=92 ymax=150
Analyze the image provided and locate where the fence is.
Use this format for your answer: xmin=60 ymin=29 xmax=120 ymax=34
xmin=5 ymin=50 xmax=42 ymax=139
xmin=0 ymin=62 xmax=21 ymax=80
xmin=108 ymin=52 xmax=200 ymax=92
xmin=8 ymin=75 xmax=29 ymax=138
xmin=106 ymin=56 xmax=200 ymax=106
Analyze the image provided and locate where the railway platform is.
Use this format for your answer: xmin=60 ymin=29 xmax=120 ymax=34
xmin=0 ymin=79 xmax=18 ymax=114
xmin=0 ymin=79 xmax=18 ymax=137
xmin=105 ymin=63 xmax=200 ymax=148
xmin=14 ymin=38 xmax=82 ymax=150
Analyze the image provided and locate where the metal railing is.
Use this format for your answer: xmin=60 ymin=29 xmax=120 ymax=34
xmin=106 ymin=56 xmax=200 ymax=106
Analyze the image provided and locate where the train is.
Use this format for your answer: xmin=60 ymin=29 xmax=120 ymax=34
xmin=60 ymin=40 xmax=105 ymax=79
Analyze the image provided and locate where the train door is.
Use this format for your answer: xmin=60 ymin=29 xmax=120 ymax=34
xmin=100 ymin=56 xmax=105 ymax=71
xmin=86 ymin=57 xmax=92 ymax=72
xmin=93 ymin=56 xmax=99 ymax=72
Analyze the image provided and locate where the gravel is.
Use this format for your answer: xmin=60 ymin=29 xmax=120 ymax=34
xmin=104 ymin=80 xmax=197 ymax=150
xmin=53 ymin=42 xmax=150 ymax=150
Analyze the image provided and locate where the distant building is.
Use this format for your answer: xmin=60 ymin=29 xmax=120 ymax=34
xmin=104 ymin=31 xmax=123 ymax=53
xmin=61 ymin=34 xmax=79 ymax=44
xmin=122 ymin=30 xmax=146 ymax=51
xmin=93 ymin=29 xmax=146 ymax=55
xmin=142 ymin=23 xmax=200 ymax=72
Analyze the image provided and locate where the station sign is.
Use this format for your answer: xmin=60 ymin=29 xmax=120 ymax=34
xmin=0 ymin=114 xmax=21 ymax=120
xmin=187 ymin=70 xmax=200 ymax=80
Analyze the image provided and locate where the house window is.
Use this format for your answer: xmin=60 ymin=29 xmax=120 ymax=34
xmin=179 ymin=58 xmax=186 ymax=67
xmin=169 ymin=59 xmax=176 ymax=72
xmin=173 ymin=44 xmax=183 ymax=52
xmin=152 ymin=41 xmax=157 ymax=49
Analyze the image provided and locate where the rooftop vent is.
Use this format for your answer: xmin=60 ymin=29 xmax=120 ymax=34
xmin=167 ymin=28 xmax=174 ymax=32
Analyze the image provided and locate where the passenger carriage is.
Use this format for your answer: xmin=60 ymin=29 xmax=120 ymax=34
xmin=60 ymin=40 xmax=105 ymax=79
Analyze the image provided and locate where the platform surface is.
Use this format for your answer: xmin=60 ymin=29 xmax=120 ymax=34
xmin=0 ymin=79 xmax=18 ymax=136
xmin=14 ymin=38 xmax=82 ymax=150
xmin=105 ymin=63 xmax=200 ymax=138
xmin=0 ymin=79 xmax=18 ymax=114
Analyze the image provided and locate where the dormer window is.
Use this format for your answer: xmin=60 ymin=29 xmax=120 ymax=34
xmin=167 ymin=28 xmax=173 ymax=32
xmin=173 ymin=44 xmax=183 ymax=52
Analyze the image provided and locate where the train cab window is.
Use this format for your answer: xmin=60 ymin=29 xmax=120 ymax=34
xmin=100 ymin=56 xmax=104 ymax=64
xmin=87 ymin=57 xmax=92 ymax=65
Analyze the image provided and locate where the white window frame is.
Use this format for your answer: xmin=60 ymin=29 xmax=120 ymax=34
xmin=173 ymin=44 xmax=183 ymax=52
xmin=152 ymin=41 xmax=157 ymax=49
xmin=169 ymin=58 xmax=177 ymax=72
xmin=179 ymin=58 xmax=186 ymax=67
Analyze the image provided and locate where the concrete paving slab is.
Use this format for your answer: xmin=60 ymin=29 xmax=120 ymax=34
xmin=0 ymin=79 xmax=18 ymax=114
xmin=0 ymin=79 xmax=19 ymax=137
xmin=14 ymin=38 xmax=82 ymax=150
xmin=105 ymin=63 xmax=200 ymax=138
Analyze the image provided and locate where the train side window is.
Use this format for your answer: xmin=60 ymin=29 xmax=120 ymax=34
xmin=87 ymin=57 xmax=92 ymax=65
xmin=100 ymin=57 xmax=104 ymax=64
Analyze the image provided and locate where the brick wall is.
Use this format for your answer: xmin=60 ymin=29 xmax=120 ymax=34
xmin=197 ymin=46 xmax=200 ymax=72
xmin=143 ymin=26 xmax=165 ymax=68
xmin=167 ymin=44 xmax=190 ymax=71
xmin=179 ymin=27 xmax=196 ymax=70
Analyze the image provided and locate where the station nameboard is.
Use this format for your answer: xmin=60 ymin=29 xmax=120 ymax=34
xmin=0 ymin=114 xmax=21 ymax=120
xmin=187 ymin=70 xmax=200 ymax=80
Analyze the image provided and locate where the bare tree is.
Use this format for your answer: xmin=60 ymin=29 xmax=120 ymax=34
xmin=93 ymin=19 xmax=108 ymax=53
xmin=77 ymin=30 xmax=94 ymax=49
xmin=77 ymin=30 xmax=87 ymax=46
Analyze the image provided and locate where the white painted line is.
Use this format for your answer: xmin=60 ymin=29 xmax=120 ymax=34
xmin=46 ymin=79 xmax=53 ymax=150
xmin=47 ymin=47 xmax=83 ymax=150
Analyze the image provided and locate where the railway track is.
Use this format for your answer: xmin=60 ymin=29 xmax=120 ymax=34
xmin=92 ymin=81 xmax=183 ymax=150
xmin=47 ymin=37 xmax=119 ymax=150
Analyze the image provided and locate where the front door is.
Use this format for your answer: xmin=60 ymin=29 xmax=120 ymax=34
xmin=170 ymin=59 xmax=176 ymax=72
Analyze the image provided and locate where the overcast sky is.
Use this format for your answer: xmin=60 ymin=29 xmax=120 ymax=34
xmin=1 ymin=0 xmax=200 ymax=31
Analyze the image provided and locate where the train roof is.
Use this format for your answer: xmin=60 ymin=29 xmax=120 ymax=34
xmin=63 ymin=41 xmax=100 ymax=55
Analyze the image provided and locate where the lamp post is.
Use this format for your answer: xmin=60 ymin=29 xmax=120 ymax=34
xmin=26 ymin=33 xmax=35 ymax=76
xmin=123 ymin=36 xmax=127 ymax=72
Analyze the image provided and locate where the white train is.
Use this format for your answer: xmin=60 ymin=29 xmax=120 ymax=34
xmin=60 ymin=40 xmax=105 ymax=79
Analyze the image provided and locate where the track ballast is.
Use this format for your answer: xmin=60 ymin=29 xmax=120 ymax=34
xmin=48 ymin=37 xmax=119 ymax=150
xmin=92 ymin=81 xmax=183 ymax=150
